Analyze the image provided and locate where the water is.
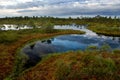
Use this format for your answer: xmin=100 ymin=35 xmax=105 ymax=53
xmin=21 ymin=24 xmax=120 ymax=67
xmin=22 ymin=34 xmax=120 ymax=57
xmin=0 ymin=24 xmax=41 ymax=30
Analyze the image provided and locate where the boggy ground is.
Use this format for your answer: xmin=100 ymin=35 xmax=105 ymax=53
xmin=16 ymin=50 xmax=120 ymax=80
xmin=88 ymin=24 xmax=120 ymax=36
xmin=0 ymin=29 xmax=84 ymax=80
xmin=0 ymin=16 xmax=120 ymax=36
xmin=0 ymin=16 xmax=120 ymax=80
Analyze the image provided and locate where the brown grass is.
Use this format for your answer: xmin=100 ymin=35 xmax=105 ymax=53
xmin=16 ymin=51 xmax=120 ymax=80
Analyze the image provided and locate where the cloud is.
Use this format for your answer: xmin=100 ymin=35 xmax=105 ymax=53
xmin=6 ymin=1 xmax=44 ymax=9
xmin=0 ymin=0 xmax=120 ymax=17
xmin=0 ymin=0 xmax=15 ymax=5
xmin=0 ymin=5 xmax=3 ymax=8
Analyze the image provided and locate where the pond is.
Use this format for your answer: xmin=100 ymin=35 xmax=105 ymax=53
xmin=0 ymin=24 xmax=40 ymax=30
xmin=21 ymin=24 xmax=120 ymax=68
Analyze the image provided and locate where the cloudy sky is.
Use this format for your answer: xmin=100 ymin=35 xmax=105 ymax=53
xmin=0 ymin=0 xmax=120 ymax=17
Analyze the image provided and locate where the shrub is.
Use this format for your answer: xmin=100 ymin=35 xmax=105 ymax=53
xmin=55 ymin=60 xmax=71 ymax=80
xmin=0 ymin=32 xmax=18 ymax=43
xmin=6 ymin=53 xmax=29 ymax=80
xmin=41 ymin=22 xmax=55 ymax=33
xmin=81 ymin=55 xmax=117 ymax=79
xmin=86 ymin=45 xmax=98 ymax=52
xmin=113 ymin=49 xmax=120 ymax=54
xmin=27 ymin=20 xmax=36 ymax=29
xmin=100 ymin=43 xmax=112 ymax=53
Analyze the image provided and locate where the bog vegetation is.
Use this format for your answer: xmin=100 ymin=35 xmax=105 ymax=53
xmin=0 ymin=15 xmax=120 ymax=80
xmin=0 ymin=28 xmax=84 ymax=80
xmin=14 ymin=49 xmax=120 ymax=80
xmin=0 ymin=15 xmax=120 ymax=36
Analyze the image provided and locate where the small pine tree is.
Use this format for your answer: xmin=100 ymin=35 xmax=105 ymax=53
xmin=28 ymin=20 xmax=36 ymax=29
xmin=41 ymin=21 xmax=55 ymax=33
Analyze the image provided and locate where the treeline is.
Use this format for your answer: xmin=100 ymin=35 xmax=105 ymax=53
xmin=0 ymin=15 xmax=120 ymax=27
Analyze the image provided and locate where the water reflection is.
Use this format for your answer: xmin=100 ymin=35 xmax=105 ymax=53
xmin=22 ymin=34 xmax=120 ymax=59
xmin=0 ymin=24 xmax=34 ymax=30
xmin=98 ymin=35 xmax=120 ymax=43
xmin=41 ymin=38 xmax=54 ymax=44
xmin=21 ymin=24 xmax=120 ymax=68
xmin=30 ymin=44 xmax=35 ymax=49
xmin=23 ymin=24 xmax=120 ymax=56
xmin=54 ymin=25 xmax=120 ymax=43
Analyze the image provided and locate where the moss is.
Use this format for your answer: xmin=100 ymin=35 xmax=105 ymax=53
xmin=55 ymin=60 xmax=71 ymax=80
xmin=0 ymin=31 xmax=19 ymax=44
xmin=88 ymin=25 xmax=120 ymax=36
xmin=113 ymin=49 xmax=120 ymax=54
xmin=0 ymin=16 xmax=120 ymax=79
xmin=16 ymin=51 xmax=120 ymax=80
xmin=0 ymin=29 xmax=84 ymax=80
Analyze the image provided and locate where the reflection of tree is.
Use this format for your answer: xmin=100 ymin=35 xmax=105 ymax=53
xmin=76 ymin=25 xmax=79 ymax=28
xmin=41 ymin=21 xmax=55 ymax=33
xmin=28 ymin=20 xmax=36 ymax=29
xmin=41 ymin=40 xmax=46 ymax=43
xmin=2 ymin=26 xmax=5 ymax=29
xmin=41 ymin=38 xmax=54 ymax=44
xmin=112 ymin=37 xmax=115 ymax=41
xmin=119 ymin=38 xmax=120 ymax=43
xmin=30 ymin=44 xmax=35 ymax=49
xmin=47 ymin=40 xmax=52 ymax=44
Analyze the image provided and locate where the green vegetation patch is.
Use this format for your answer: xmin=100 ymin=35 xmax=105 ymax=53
xmin=16 ymin=51 xmax=120 ymax=80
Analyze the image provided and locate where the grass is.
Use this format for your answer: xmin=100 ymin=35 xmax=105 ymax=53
xmin=15 ymin=50 xmax=120 ymax=80
xmin=88 ymin=24 xmax=120 ymax=36
xmin=113 ymin=49 xmax=120 ymax=54
xmin=0 ymin=16 xmax=120 ymax=36
xmin=0 ymin=29 xmax=84 ymax=80
xmin=0 ymin=31 xmax=19 ymax=44
xmin=0 ymin=16 xmax=120 ymax=79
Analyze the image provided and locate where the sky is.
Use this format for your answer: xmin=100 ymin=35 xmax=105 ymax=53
xmin=0 ymin=0 xmax=120 ymax=18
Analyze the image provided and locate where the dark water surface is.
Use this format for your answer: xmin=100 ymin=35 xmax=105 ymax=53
xmin=21 ymin=24 xmax=120 ymax=67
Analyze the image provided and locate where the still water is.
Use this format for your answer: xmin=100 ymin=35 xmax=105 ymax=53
xmin=21 ymin=24 xmax=120 ymax=67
